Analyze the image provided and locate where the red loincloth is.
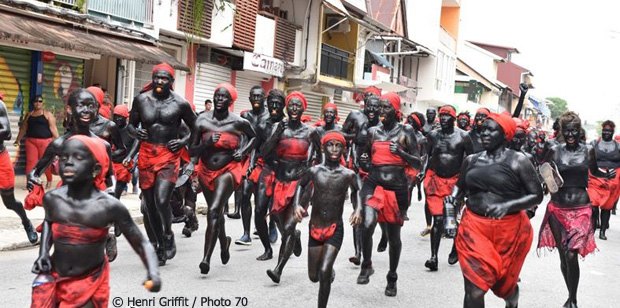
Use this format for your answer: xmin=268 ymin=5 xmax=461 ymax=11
xmin=248 ymin=157 xmax=265 ymax=183
xmin=456 ymin=209 xmax=532 ymax=299
xmin=538 ymin=202 xmax=597 ymax=258
xmin=588 ymin=169 xmax=620 ymax=210
xmin=137 ymin=142 xmax=181 ymax=189
xmin=25 ymin=185 xmax=45 ymax=210
xmin=405 ymin=166 xmax=419 ymax=186
xmin=367 ymin=186 xmax=404 ymax=225
xmin=270 ymin=179 xmax=299 ymax=215
xmin=0 ymin=150 xmax=15 ymax=189
xmin=31 ymin=258 xmax=110 ymax=308
xmin=423 ymin=169 xmax=459 ymax=215
xmin=197 ymin=160 xmax=244 ymax=192
xmin=113 ymin=162 xmax=132 ymax=183
xmin=310 ymin=223 xmax=337 ymax=242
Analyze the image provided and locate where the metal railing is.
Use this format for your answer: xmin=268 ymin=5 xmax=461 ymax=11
xmin=88 ymin=0 xmax=154 ymax=25
xmin=320 ymin=43 xmax=353 ymax=80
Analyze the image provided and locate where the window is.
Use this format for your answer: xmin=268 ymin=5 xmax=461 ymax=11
xmin=435 ymin=51 xmax=455 ymax=94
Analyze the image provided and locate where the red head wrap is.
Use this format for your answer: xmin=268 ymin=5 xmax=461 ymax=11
xmin=476 ymin=108 xmax=490 ymax=116
xmin=439 ymin=106 xmax=457 ymax=118
xmin=99 ymin=105 xmax=111 ymax=119
xmin=486 ymin=113 xmax=517 ymax=141
xmin=364 ymin=86 xmax=381 ymax=97
xmin=215 ymin=82 xmax=238 ymax=103
xmin=153 ymin=62 xmax=175 ymax=79
xmin=458 ymin=113 xmax=471 ymax=121
xmin=113 ymin=104 xmax=129 ymax=118
xmin=66 ymin=135 xmax=110 ymax=191
xmin=86 ymin=86 xmax=104 ymax=106
xmin=321 ymin=131 xmax=346 ymax=146
xmin=286 ymin=91 xmax=308 ymax=110
xmin=380 ymin=92 xmax=402 ymax=120
xmin=407 ymin=113 xmax=422 ymax=130
xmin=323 ymin=102 xmax=340 ymax=123
xmin=514 ymin=118 xmax=530 ymax=131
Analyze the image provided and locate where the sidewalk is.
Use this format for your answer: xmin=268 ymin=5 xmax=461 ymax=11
xmin=0 ymin=175 xmax=214 ymax=251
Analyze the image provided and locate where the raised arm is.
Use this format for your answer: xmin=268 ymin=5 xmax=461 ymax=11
xmin=512 ymin=83 xmax=529 ymax=118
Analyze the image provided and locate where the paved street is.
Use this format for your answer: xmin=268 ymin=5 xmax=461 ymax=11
xmin=1 ymin=196 xmax=620 ymax=308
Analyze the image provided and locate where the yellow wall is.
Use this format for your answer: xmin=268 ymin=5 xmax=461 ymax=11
xmin=440 ymin=7 xmax=460 ymax=40
xmin=321 ymin=15 xmax=359 ymax=54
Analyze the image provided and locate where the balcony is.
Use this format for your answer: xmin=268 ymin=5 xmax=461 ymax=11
xmin=320 ymin=43 xmax=353 ymax=80
xmin=274 ymin=16 xmax=300 ymax=63
xmin=439 ymin=26 xmax=456 ymax=51
xmin=46 ymin=0 xmax=153 ymax=25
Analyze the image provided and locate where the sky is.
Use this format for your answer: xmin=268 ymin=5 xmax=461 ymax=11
xmin=459 ymin=0 xmax=620 ymax=125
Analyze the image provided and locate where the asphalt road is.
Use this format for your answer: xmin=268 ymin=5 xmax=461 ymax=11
xmin=1 ymin=196 xmax=620 ymax=308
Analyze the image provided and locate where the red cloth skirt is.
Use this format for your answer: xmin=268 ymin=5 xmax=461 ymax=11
xmin=31 ymin=259 xmax=110 ymax=308
xmin=538 ymin=201 xmax=597 ymax=258
xmin=137 ymin=142 xmax=181 ymax=189
xmin=457 ymin=210 xmax=533 ymax=299
xmin=113 ymin=162 xmax=132 ymax=183
xmin=197 ymin=160 xmax=244 ymax=192
xmin=423 ymin=169 xmax=459 ymax=215
xmin=270 ymin=179 xmax=299 ymax=215
xmin=248 ymin=157 xmax=265 ymax=183
xmin=0 ymin=150 xmax=15 ymax=189
xmin=588 ymin=169 xmax=620 ymax=210
xmin=367 ymin=186 xmax=403 ymax=225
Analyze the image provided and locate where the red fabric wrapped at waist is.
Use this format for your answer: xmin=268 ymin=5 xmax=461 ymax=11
xmin=538 ymin=201 xmax=597 ymax=258
xmin=248 ymin=157 xmax=265 ymax=183
xmin=588 ymin=169 xmax=620 ymax=210
xmin=457 ymin=209 xmax=532 ymax=299
xmin=276 ymin=138 xmax=309 ymax=160
xmin=197 ymin=160 xmax=244 ymax=192
xmin=371 ymin=141 xmax=407 ymax=166
xmin=25 ymin=185 xmax=45 ymax=210
xmin=31 ymin=258 xmax=109 ymax=308
xmin=423 ymin=169 xmax=459 ymax=215
xmin=0 ymin=150 xmax=14 ymax=189
xmin=138 ymin=142 xmax=181 ymax=189
xmin=367 ymin=186 xmax=403 ymax=225
xmin=270 ymin=179 xmax=299 ymax=215
xmin=310 ymin=223 xmax=337 ymax=242
xmin=113 ymin=162 xmax=132 ymax=183
xmin=405 ymin=166 xmax=419 ymax=185
xmin=51 ymin=223 xmax=109 ymax=245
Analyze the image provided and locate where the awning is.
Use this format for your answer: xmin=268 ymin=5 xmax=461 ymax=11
xmin=323 ymin=0 xmax=391 ymax=34
xmin=355 ymin=79 xmax=408 ymax=93
xmin=366 ymin=50 xmax=393 ymax=69
xmin=0 ymin=9 xmax=189 ymax=71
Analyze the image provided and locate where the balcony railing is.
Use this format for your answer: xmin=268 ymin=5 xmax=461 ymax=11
xmin=320 ymin=43 xmax=353 ymax=80
xmin=45 ymin=0 xmax=153 ymax=25
xmin=439 ymin=26 xmax=456 ymax=51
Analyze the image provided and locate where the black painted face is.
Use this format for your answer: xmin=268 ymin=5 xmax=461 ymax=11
xmin=512 ymin=129 xmax=526 ymax=150
xmin=152 ymin=70 xmax=174 ymax=97
xmin=439 ymin=113 xmax=455 ymax=129
xmin=457 ymin=117 xmax=470 ymax=130
xmin=481 ymin=119 xmax=505 ymax=150
xmin=59 ymin=139 xmax=100 ymax=185
xmin=474 ymin=112 xmax=488 ymax=128
xmin=213 ymin=87 xmax=232 ymax=112
xmin=113 ymin=115 xmax=127 ymax=129
xmin=562 ymin=122 xmax=581 ymax=146
xmin=250 ymin=88 xmax=265 ymax=111
xmin=527 ymin=131 xmax=538 ymax=147
xmin=537 ymin=132 xmax=546 ymax=142
xmin=364 ymin=97 xmax=380 ymax=124
xmin=267 ymin=97 xmax=285 ymax=121
xmin=286 ymin=98 xmax=304 ymax=121
xmin=379 ymin=99 xmax=396 ymax=124
xmin=69 ymin=91 xmax=98 ymax=129
xmin=324 ymin=139 xmax=345 ymax=162
xmin=602 ymin=126 xmax=614 ymax=142
xmin=323 ymin=107 xmax=337 ymax=125
xmin=426 ymin=109 xmax=437 ymax=122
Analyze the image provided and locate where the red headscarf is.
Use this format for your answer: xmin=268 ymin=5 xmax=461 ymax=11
xmin=486 ymin=113 xmax=517 ymax=141
xmin=215 ymin=82 xmax=238 ymax=102
xmin=140 ymin=62 xmax=176 ymax=93
xmin=321 ymin=131 xmax=346 ymax=146
xmin=67 ymin=135 xmax=110 ymax=191
xmin=380 ymin=91 xmax=401 ymax=112
xmin=365 ymin=86 xmax=381 ymax=97
xmin=286 ymin=91 xmax=308 ymax=110
xmin=113 ymin=104 xmax=129 ymax=118
xmin=323 ymin=102 xmax=340 ymax=123
xmin=439 ymin=106 xmax=457 ymax=118
xmin=514 ymin=118 xmax=530 ymax=131
xmin=476 ymin=107 xmax=490 ymax=116
xmin=86 ymin=86 xmax=104 ymax=106
xmin=410 ymin=113 xmax=422 ymax=131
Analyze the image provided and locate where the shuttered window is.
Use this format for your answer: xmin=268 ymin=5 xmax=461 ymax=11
xmin=233 ymin=0 xmax=258 ymax=51
xmin=194 ymin=62 xmax=231 ymax=113
xmin=274 ymin=16 xmax=298 ymax=62
xmin=177 ymin=0 xmax=214 ymax=39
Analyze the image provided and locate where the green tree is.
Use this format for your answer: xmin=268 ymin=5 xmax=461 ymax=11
xmin=546 ymin=97 xmax=568 ymax=119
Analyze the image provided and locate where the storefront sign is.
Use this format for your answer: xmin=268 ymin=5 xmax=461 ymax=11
xmin=243 ymin=52 xmax=285 ymax=78
xmin=42 ymin=51 xmax=55 ymax=62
